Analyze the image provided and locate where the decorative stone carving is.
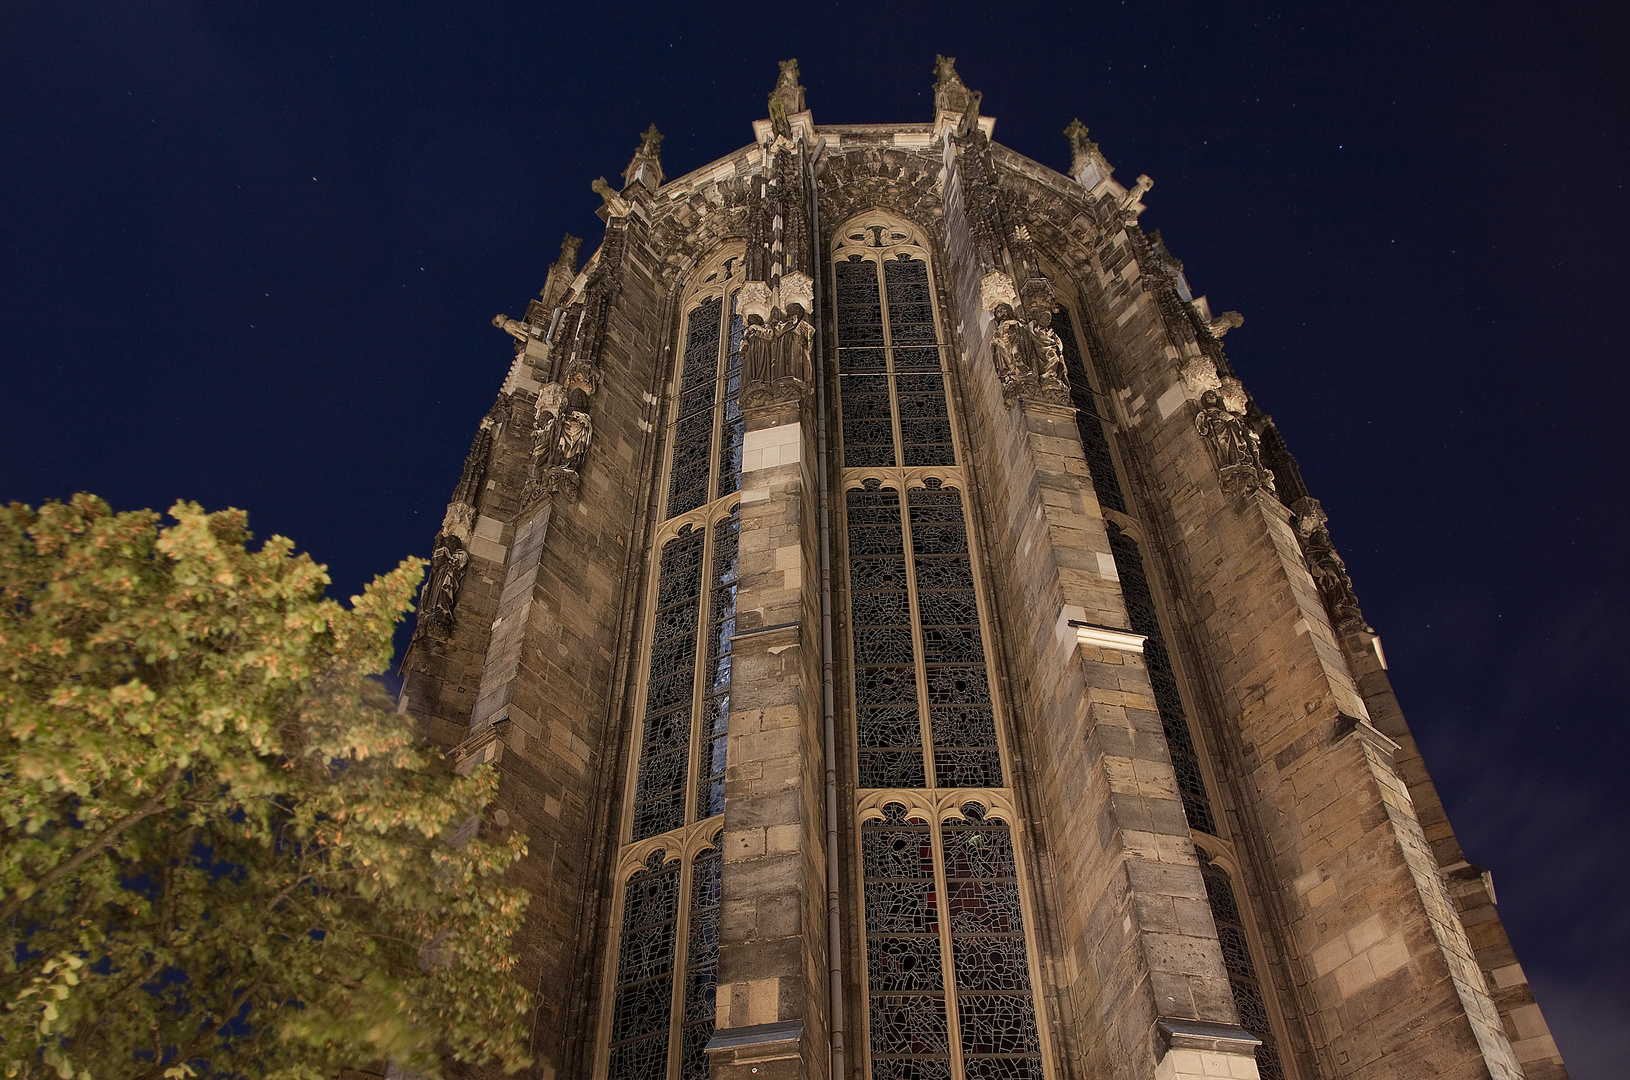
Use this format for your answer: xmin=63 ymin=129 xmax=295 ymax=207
xmin=590 ymin=177 xmax=630 ymax=218
xmin=493 ymin=313 xmax=540 ymax=346
xmin=555 ymin=407 xmax=593 ymax=473
xmin=1031 ymin=316 xmax=1070 ymax=397
xmin=1194 ymin=389 xmax=1275 ymax=495
xmin=1064 ymin=118 xmax=1113 ymax=189
xmin=419 ymin=532 xmax=470 ymax=641
xmin=1292 ymin=497 xmax=1371 ymax=633
xmin=1218 ymin=376 xmax=1249 ymax=416
xmin=991 ymin=304 xmax=1071 ymax=405
xmin=780 ymin=272 xmax=813 ymax=315
xmin=1180 ymin=355 xmax=1222 ymax=397
xmin=622 ymin=124 xmax=664 ymax=191
xmin=991 ymin=303 xmax=1034 ymax=398
xmin=933 ymin=55 xmax=975 ymax=115
xmin=738 ymin=281 xmax=773 ymax=324
xmin=980 ymin=270 xmax=1019 ymax=312
xmin=1207 ymin=311 xmax=1244 ymax=339
xmin=1119 ymin=173 xmax=1153 ymax=211
xmin=441 ymin=501 xmax=476 ymax=546
xmin=768 ymin=58 xmax=806 ymax=116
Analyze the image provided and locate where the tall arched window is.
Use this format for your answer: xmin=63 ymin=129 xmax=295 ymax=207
xmin=831 ymin=212 xmax=1051 ymax=1080
xmin=666 ymin=248 xmax=747 ymax=518
xmin=602 ymin=246 xmax=751 ymax=1080
xmin=604 ymin=829 xmax=725 ymax=1080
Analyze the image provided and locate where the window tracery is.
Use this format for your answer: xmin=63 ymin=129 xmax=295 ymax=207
xmin=605 ymin=245 xmax=752 ymax=1078
xmin=667 ymin=248 xmax=747 ymax=518
xmin=1201 ymin=860 xmax=1284 ymax=1080
xmin=832 ymin=212 xmax=1047 ymax=1080
xmin=860 ymin=797 xmax=1042 ymax=1080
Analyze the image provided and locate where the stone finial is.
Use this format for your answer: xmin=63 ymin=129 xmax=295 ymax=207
xmin=1119 ymin=173 xmax=1153 ymax=211
xmin=1065 ymin=118 xmax=1113 ymax=189
xmin=554 ymin=234 xmax=582 ymax=272
xmin=1064 ymin=118 xmax=1096 ymax=160
xmin=591 ymin=176 xmax=631 ymax=217
xmin=933 ymin=55 xmax=975 ymax=114
xmin=1207 ymin=311 xmax=1244 ymax=338
xmin=768 ymin=58 xmax=806 ymax=117
xmin=621 ymin=123 xmax=665 ymax=191
xmin=540 ymin=233 xmax=582 ymax=305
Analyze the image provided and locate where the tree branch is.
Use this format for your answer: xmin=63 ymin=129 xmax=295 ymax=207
xmin=0 ymin=763 xmax=183 ymax=925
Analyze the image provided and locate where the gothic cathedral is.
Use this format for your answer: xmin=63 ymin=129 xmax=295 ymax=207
xmin=401 ymin=59 xmax=1568 ymax=1080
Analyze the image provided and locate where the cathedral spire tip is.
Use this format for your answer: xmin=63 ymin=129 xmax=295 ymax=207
xmin=622 ymin=124 xmax=665 ymax=191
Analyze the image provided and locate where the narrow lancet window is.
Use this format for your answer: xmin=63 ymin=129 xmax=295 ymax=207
xmin=848 ymin=484 xmax=926 ymax=788
xmin=633 ymin=530 xmax=705 ymax=841
xmin=1051 ymin=307 xmax=1126 ymax=514
xmin=944 ymin=805 xmax=1041 ymax=1080
xmin=864 ymin=805 xmax=949 ymax=1080
xmin=1106 ymin=523 xmax=1216 ymax=834
xmin=1202 ymin=861 xmax=1284 ymax=1080
xmin=609 ymin=852 xmax=681 ymax=1080
xmin=696 ymin=512 xmax=738 ymax=819
xmin=836 ymin=259 xmax=894 ymax=468
xmin=680 ymin=835 xmax=724 ymax=1080
xmin=910 ymin=486 xmax=1001 ymax=789
xmin=669 ymin=299 xmax=724 ymax=518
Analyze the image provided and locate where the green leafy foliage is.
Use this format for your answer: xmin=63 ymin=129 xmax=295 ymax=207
xmin=0 ymin=496 xmax=531 ymax=1079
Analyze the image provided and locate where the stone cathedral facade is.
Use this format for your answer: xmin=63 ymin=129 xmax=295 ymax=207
xmin=400 ymin=59 xmax=1567 ymax=1080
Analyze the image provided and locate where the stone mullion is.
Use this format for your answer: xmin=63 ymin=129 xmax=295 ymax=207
xmin=895 ymin=487 xmax=938 ymax=794
xmin=684 ymin=523 xmax=718 ymax=831
xmin=926 ymin=805 xmax=966 ymax=1080
xmin=706 ymin=293 xmax=733 ymax=506
xmin=874 ymin=258 xmax=907 ymax=467
xmin=667 ymin=853 xmax=698 ymax=1080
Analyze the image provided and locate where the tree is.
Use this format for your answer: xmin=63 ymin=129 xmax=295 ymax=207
xmin=0 ymin=495 xmax=531 ymax=1080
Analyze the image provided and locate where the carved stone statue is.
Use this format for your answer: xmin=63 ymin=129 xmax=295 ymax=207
xmin=1292 ymin=498 xmax=1370 ymax=633
xmin=493 ymin=313 xmax=536 ymax=344
xmin=990 ymin=303 xmax=1033 ymax=396
xmin=1194 ymin=390 xmax=1275 ymax=494
xmin=420 ymin=533 xmax=470 ymax=640
xmin=555 ymin=408 xmax=593 ymax=473
xmin=1030 ymin=318 xmax=1068 ymax=389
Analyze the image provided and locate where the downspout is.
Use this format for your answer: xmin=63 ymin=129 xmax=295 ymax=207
xmin=807 ymin=136 xmax=847 ymax=1080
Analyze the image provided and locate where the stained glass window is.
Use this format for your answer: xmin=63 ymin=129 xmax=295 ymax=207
xmin=717 ymin=299 xmax=745 ymax=499
xmin=832 ymin=247 xmax=954 ymax=469
xmin=861 ymin=802 xmax=1043 ymax=1080
xmin=668 ymin=299 xmax=723 ymax=518
xmin=1105 ymin=523 xmax=1217 ymax=835
xmin=835 ymin=258 xmax=895 ymax=468
xmin=610 ymin=852 xmax=681 ymax=1080
xmin=612 ymin=251 xmax=748 ymax=1077
xmin=848 ymin=484 xmax=926 ymax=788
xmin=944 ymin=805 xmax=1041 ymax=1080
xmin=911 ymin=486 xmax=1001 ymax=789
xmin=1202 ymin=862 xmax=1284 ymax=1080
xmin=667 ymin=267 xmax=747 ymax=519
xmin=864 ymin=805 xmax=951 ymax=1080
xmin=633 ymin=530 xmax=704 ymax=841
xmin=833 ymin=217 xmax=1043 ymax=1080
xmin=843 ymin=481 xmax=1002 ymax=792
xmin=680 ymin=834 xmax=723 ymax=1080
xmin=1050 ymin=307 xmax=1126 ymax=514
xmin=696 ymin=512 xmax=739 ymax=820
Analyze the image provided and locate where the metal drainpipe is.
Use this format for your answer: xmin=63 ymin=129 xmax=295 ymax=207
xmin=807 ymin=136 xmax=847 ymax=1080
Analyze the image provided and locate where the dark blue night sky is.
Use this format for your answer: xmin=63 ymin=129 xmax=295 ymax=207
xmin=3 ymin=3 xmax=1625 ymax=1075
